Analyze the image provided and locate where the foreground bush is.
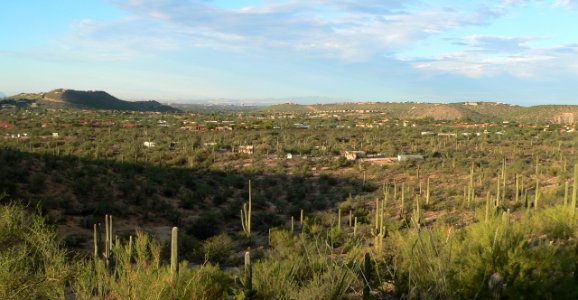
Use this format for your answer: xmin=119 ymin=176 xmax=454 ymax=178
xmin=391 ymin=206 xmax=578 ymax=299
xmin=0 ymin=203 xmax=72 ymax=299
xmin=2 ymin=201 xmax=578 ymax=299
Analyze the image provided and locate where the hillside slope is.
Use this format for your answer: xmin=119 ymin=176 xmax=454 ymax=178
xmin=262 ymin=101 xmax=578 ymax=123
xmin=261 ymin=103 xmax=315 ymax=113
xmin=401 ymin=104 xmax=484 ymax=121
xmin=5 ymin=89 xmax=179 ymax=112
xmin=509 ymin=105 xmax=578 ymax=124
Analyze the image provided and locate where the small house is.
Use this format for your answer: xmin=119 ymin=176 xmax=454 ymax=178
xmin=344 ymin=151 xmax=366 ymax=161
xmin=294 ymin=123 xmax=310 ymax=129
xmin=397 ymin=154 xmax=424 ymax=161
xmin=239 ymin=145 xmax=254 ymax=155
xmin=438 ymin=133 xmax=457 ymax=137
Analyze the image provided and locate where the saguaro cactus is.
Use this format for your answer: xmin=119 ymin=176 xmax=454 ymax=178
xmin=93 ymin=223 xmax=101 ymax=259
xmin=515 ymin=175 xmax=520 ymax=203
xmin=241 ymin=180 xmax=252 ymax=238
xmin=104 ymin=214 xmax=113 ymax=269
xmin=495 ymin=175 xmax=501 ymax=208
xmin=244 ymin=250 xmax=253 ymax=299
xmin=468 ymin=164 xmax=475 ymax=206
xmin=349 ymin=210 xmax=353 ymax=227
xmin=488 ymin=272 xmax=504 ymax=300
xmin=363 ymin=252 xmax=371 ymax=300
xmin=171 ymin=227 xmax=178 ymax=278
xmin=413 ymin=196 xmax=421 ymax=228
xmin=400 ymin=183 xmax=405 ymax=216
xmin=426 ymin=177 xmax=431 ymax=205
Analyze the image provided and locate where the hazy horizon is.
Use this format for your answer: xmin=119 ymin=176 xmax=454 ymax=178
xmin=0 ymin=88 xmax=522 ymax=107
xmin=3 ymin=88 xmax=576 ymax=107
xmin=2 ymin=1 xmax=578 ymax=105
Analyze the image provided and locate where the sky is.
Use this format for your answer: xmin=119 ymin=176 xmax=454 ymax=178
xmin=1 ymin=0 xmax=578 ymax=105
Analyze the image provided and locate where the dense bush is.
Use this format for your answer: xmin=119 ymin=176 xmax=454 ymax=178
xmin=391 ymin=206 xmax=578 ymax=299
xmin=0 ymin=203 xmax=72 ymax=299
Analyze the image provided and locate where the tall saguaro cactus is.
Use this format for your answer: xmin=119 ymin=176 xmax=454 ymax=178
xmin=244 ymin=250 xmax=253 ymax=299
xmin=171 ymin=227 xmax=178 ymax=279
xmin=363 ymin=252 xmax=371 ymax=300
xmin=241 ymin=180 xmax=252 ymax=238
xmin=104 ymin=214 xmax=113 ymax=269
xmin=93 ymin=223 xmax=101 ymax=259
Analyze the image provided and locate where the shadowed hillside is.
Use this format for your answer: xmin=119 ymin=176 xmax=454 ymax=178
xmin=0 ymin=147 xmax=368 ymax=256
xmin=4 ymin=89 xmax=179 ymax=112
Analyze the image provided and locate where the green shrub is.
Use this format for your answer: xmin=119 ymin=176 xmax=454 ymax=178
xmin=0 ymin=203 xmax=72 ymax=299
xmin=391 ymin=207 xmax=578 ymax=299
xmin=202 ymin=233 xmax=233 ymax=264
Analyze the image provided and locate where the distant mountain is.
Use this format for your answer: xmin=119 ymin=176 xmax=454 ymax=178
xmin=3 ymin=89 xmax=179 ymax=112
xmin=262 ymin=101 xmax=578 ymax=124
xmin=0 ymin=91 xmax=5 ymax=98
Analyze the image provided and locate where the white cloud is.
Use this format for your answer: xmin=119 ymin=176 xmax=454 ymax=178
xmin=47 ymin=0 xmax=497 ymax=62
xmin=503 ymin=0 xmax=578 ymax=9
xmin=411 ymin=43 xmax=578 ymax=78
xmin=457 ymin=35 xmax=534 ymax=52
xmin=47 ymin=0 xmax=578 ymax=76
xmin=555 ymin=0 xmax=578 ymax=8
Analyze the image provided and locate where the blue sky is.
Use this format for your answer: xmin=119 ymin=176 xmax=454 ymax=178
xmin=1 ymin=0 xmax=578 ymax=105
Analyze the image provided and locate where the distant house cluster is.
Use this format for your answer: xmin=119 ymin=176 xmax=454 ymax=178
xmin=238 ymin=145 xmax=254 ymax=155
xmin=343 ymin=150 xmax=424 ymax=163
xmin=5 ymin=133 xmax=29 ymax=139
